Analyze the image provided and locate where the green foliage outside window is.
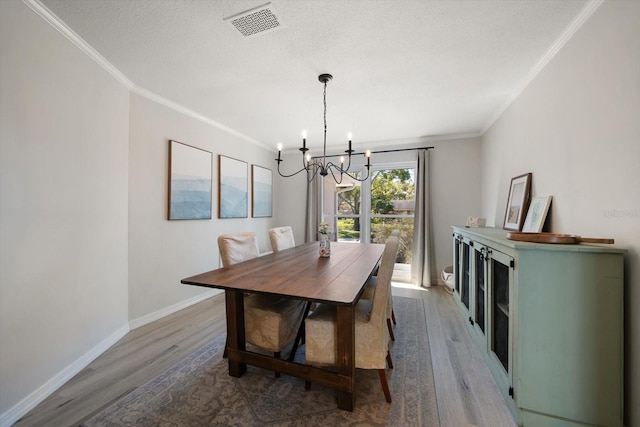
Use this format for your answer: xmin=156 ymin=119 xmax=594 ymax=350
xmin=336 ymin=169 xmax=415 ymax=263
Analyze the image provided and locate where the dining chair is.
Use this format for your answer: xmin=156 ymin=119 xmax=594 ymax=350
xmin=304 ymin=235 xmax=400 ymax=403
xmin=268 ymin=226 xmax=295 ymax=252
xmin=268 ymin=226 xmax=315 ymax=361
xmin=218 ymin=232 xmax=307 ymax=377
xmin=362 ymin=229 xmax=400 ymax=340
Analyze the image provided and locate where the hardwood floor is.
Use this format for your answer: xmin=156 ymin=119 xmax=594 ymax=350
xmin=15 ymin=286 xmax=516 ymax=427
xmin=394 ymin=284 xmax=516 ymax=427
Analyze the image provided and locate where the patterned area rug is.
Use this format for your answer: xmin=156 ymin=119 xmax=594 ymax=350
xmin=82 ymin=297 xmax=439 ymax=426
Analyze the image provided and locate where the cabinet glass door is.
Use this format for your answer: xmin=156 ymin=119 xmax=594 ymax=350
xmin=453 ymin=235 xmax=461 ymax=294
xmin=488 ymin=249 xmax=514 ymax=375
xmin=461 ymin=240 xmax=471 ymax=310
xmin=473 ymin=245 xmax=486 ymax=334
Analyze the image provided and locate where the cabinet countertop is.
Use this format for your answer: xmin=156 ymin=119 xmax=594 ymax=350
xmin=452 ymin=226 xmax=626 ymax=254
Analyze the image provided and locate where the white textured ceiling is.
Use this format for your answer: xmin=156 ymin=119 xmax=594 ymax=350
xmin=39 ymin=0 xmax=593 ymax=152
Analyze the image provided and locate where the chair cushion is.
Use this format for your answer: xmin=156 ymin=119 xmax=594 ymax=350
xmin=305 ymin=300 xmax=388 ymax=369
xmin=245 ymin=294 xmax=306 ymax=353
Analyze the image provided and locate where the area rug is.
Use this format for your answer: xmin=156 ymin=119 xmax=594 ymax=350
xmin=82 ymin=296 xmax=439 ymax=426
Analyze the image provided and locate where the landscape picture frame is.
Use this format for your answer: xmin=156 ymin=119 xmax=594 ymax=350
xmin=251 ymin=165 xmax=272 ymax=218
xmin=218 ymin=155 xmax=248 ymax=218
xmin=503 ymin=172 xmax=532 ymax=231
xmin=522 ymin=195 xmax=552 ymax=233
xmin=168 ymin=140 xmax=212 ymax=220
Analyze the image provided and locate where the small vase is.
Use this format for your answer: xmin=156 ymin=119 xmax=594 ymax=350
xmin=319 ymin=233 xmax=331 ymax=257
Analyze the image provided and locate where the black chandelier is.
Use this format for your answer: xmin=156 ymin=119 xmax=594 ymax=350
xmin=275 ymin=73 xmax=371 ymax=183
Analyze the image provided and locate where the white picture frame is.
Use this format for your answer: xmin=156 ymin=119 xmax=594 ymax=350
xmin=168 ymin=140 xmax=212 ymax=220
xmin=218 ymin=155 xmax=248 ymax=218
xmin=522 ymin=195 xmax=552 ymax=233
xmin=251 ymin=165 xmax=272 ymax=218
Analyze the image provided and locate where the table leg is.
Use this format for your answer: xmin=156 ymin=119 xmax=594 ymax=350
xmin=225 ymin=290 xmax=246 ymax=377
xmin=336 ymin=304 xmax=356 ymax=411
xmin=287 ymin=301 xmax=312 ymax=362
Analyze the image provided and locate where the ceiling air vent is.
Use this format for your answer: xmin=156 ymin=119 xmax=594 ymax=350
xmin=224 ymin=3 xmax=282 ymax=38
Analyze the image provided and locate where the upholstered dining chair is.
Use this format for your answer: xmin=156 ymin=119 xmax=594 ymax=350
xmin=268 ymin=226 xmax=295 ymax=252
xmin=304 ymin=235 xmax=400 ymax=403
xmin=268 ymin=226 xmax=315 ymax=361
xmin=218 ymin=232 xmax=307 ymax=377
xmin=362 ymin=229 xmax=400 ymax=340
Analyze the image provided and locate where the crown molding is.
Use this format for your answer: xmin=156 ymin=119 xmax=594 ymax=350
xmin=480 ymin=0 xmax=604 ymax=135
xmin=23 ymin=0 xmax=134 ymax=89
xmin=23 ymin=0 xmax=272 ymax=151
xmin=130 ymin=86 xmax=271 ymax=150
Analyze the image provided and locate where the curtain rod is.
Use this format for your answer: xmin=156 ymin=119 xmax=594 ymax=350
xmin=310 ymin=146 xmax=434 ymax=160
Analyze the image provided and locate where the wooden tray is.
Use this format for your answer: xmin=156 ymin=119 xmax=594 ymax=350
xmin=507 ymin=232 xmax=614 ymax=245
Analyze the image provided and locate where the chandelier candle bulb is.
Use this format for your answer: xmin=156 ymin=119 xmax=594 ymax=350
xmin=366 ymin=150 xmax=371 ymax=167
xmin=340 ymin=156 xmax=345 ymax=167
xmin=276 ymin=143 xmax=283 ymax=161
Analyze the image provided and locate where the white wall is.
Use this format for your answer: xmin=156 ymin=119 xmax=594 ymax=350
xmin=0 ymin=0 xmax=129 ymax=419
xmin=481 ymin=1 xmax=640 ymax=424
xmin=273 ymin=153 xmax=309 ymax=244
xmin=275 ymin=137 xmax=483 ymax=285
xmin=128 ymin=94 xmax=278 ymax=321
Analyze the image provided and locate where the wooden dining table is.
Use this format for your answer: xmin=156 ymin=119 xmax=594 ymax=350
xmin=181 ymin=241 xmax=384 ymax=411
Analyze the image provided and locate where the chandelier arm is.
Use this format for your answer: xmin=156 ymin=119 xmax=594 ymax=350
xmin=325 ymin=163 xmax=344 ymax=185
xmin=343 ymin=153 xmax=353 ymax=172
xmin=341 ymin=166 xmax=370 ymax=182
xmin=306 ymin=164 xmax=321 ymax=183
xmin=276 ymin=163 xmax=310 ymax=178
xmin=277 ymin=157 xmax=320 ymax=178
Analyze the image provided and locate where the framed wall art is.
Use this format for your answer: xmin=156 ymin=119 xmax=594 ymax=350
xmin=522 ymin=195 xmax=552 ymax=233
xmin=218 ymin=155 xmax=248 ymax=218
xmin=251 ymin=165 xmax=272 ymax=218
xmin=503 ymin=172 xmax=532 ymax=231
xmin=168 ymin=140 xmax=212 ymax=220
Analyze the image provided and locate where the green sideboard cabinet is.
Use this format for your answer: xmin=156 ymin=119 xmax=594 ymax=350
xmin=452 ymin=226 xmax=624 ymax=427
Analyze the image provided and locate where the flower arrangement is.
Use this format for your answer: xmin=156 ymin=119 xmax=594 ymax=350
xmin=318 ymin=222 xmax=331 ymax=257
xmin=318 ymin=222 xmax=330 ymax=235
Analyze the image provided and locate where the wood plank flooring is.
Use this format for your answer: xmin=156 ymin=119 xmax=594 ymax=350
xmin=15 ymin=286 xmax=516 ymax=427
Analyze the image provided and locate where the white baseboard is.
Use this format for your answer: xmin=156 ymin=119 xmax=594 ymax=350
xmin=128 ymin=289 xmax=221 ymax=330
xmin=1 ymin=290 xmax=221 ymax=427
xmin=0 ymin=324 xmax=130 ymax=427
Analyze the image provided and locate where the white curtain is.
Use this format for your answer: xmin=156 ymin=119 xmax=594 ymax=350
xmin=411 ymin=149 xmax=434 ymax=287
xmin=304 ymin=162 xmax=321 ymax=243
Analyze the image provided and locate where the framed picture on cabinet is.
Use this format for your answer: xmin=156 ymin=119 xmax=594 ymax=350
xmin=168 ymin=140 xmax=212 ymax=220
xmin=503 ymin=173 xmax=532 ymax=231
xmin=522 ymin=195 xmax=552 ymax=233
xmin=251 ymin=165 xmax=272 ymax=218
xmin=218 ymin=155 xmax=248 ymax=218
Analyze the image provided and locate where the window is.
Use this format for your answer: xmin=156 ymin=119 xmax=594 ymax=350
xmin=323 ymin=162 xmax=416 ymax=282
